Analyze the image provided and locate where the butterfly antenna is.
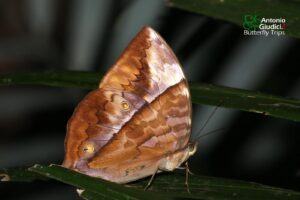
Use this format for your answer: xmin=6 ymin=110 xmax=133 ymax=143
xmin=195 ymin=127 xmax=226 ymax=141
xmin=193 ymin=101 xmax=223 ymax=141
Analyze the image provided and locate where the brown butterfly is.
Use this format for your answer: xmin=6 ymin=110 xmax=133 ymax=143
xmin=63 ymin=26 xmax=197 ymax=186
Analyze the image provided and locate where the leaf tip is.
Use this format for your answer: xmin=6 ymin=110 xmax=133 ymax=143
xmin=0 ymin=174 xmax=10 ymax=182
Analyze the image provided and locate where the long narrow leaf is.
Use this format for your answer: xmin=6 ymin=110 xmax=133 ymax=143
xmin=132 ymin=173 xmax=300 ymax=200
xmin=190 ymin=83 xmax=300 ymax=122
xmin=0 ymin=167 xmax=47 ymax=182
xmin=0 ymin=70 xmax=100 ymax=89
xmin=1 ymin=71 xmax=300 ymax=122
xmin=29 ymin=164 xmax=170 ymax=200
xmin=1 ymin=164 xmax=300 ymax=200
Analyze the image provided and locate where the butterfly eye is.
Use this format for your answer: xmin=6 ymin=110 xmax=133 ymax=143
xmin=121 ymin=101 xmax=130 ymax=111
xmin=82 ymin=143 xmax=95 ymax=154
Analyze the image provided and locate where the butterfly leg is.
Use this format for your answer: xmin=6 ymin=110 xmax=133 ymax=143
xmin=185 ymin=161 xmax=194 ymax=175
xmin=175 ymin=161 xmax=194 ymax=193
xmin=185 ymin=161 xmax=193 ymax=193
xmin=144 ymin=168 xmax=158 ymax=191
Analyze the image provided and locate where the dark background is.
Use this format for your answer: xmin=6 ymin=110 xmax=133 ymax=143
xmin=0 ymin=0 xmax=300 ymax=199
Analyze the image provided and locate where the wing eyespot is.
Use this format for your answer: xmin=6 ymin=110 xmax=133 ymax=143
xmin=121 ymin=101 xmax=131 ymax=111
xmin=82 ymin=143 xmax=95 ymax=154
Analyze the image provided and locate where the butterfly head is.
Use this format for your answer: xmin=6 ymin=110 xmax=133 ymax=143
xmin=188 ymin=142 xmax=197 ymax=157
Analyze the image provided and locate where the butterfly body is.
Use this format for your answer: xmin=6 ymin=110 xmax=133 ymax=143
xmin=63 ymin=27 xmax=196 ymax=183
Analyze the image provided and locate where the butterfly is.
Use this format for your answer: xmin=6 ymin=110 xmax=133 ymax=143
xmin=63 ymin=26 xmax=196 ymax=186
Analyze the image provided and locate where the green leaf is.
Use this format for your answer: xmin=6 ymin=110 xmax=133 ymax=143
xmin=28 ymin=164 xmax=170 ymax=200
xmin=77 ymin=190 xmax=124 ymax=200
xmin=0 ymin=70 xmax=101 ymax=89
xmin=1 ymin=70 xmax=300 ymax=122
xmin=0 ymin=167 xmax=47 ymax=182
xmin=189 ymin=83 xmax=300 ymax=122
xmin=1 ymin=164 xmax=300 ymax=200
xmin=133 ymin=173 xmax=300 ymax=200
xmin=168 ymin=0 xmax=300 ymax=38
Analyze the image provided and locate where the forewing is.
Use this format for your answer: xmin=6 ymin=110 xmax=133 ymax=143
xmin=99 ymin=26 xmax=185 ymax=103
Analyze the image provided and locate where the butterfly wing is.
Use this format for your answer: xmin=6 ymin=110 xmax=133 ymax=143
xmin=99 ymin=26 xmax=186 ymax=102
xmin=88 ymin=80 xmax=192 ymax=183
xmin=63 ymin=27 xmax=192 ymax=183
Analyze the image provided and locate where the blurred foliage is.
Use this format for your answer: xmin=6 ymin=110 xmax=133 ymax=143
xmin=169 ymin=0 xmax=300 ymax=38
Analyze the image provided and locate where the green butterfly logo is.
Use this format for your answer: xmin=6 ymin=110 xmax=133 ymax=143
xmin=243 ymin=14 xmax=261 ymax=31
